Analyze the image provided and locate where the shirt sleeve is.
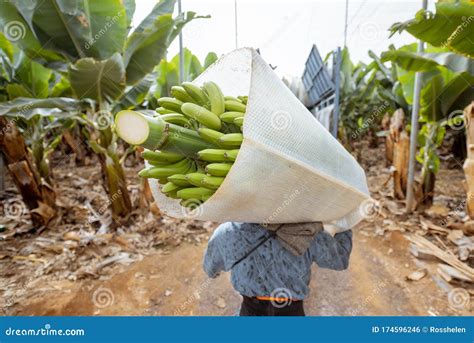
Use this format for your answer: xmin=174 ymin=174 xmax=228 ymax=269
xmin=203 ymin=224 xmax=227 ymax=278
xmin=310 ymin=229 xmax=353 ymax=271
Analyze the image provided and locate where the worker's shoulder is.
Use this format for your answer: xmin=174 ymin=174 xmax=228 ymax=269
xmin=211 ymin=222 xmax=263 ymax=241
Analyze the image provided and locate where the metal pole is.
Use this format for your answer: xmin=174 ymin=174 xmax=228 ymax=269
xmin=234 ymin=0 xmax=238 ymax=49
xmin=331 ymin=47 xmax=341 ymax=138
xmin=178 ymin=0 xmax=184 ymax=83
xmin=343 ymin=0 xmax=349 ymax=47
xmin=406 ymin=0 xmax=428 ymax=213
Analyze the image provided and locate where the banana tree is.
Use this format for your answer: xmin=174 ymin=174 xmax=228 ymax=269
xmin=382 ymin=44 xmax=474 ymax=207
xmin=0 ymin=0 xmax=205 ymax=224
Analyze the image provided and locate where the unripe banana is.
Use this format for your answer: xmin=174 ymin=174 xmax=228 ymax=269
xmin=158 ymin=97 xmax=184 ymax=113
xmin=177 ymin=187 xmax=215 ymax=200
xmin=182 ymin=82 xmax=209 ymax=107
xmin=197 ymin=149 xmax=228 ymax=162
xmin=197 ymin=128 xmax=225 ymax=146
xmin=203 ymin=81 xmax=225 ymax=115
xmin=181 ymin=103 xmax=222 ymax=130
xmin=160 ymin=113 xmax=190 ymax=127
xmin=185 ymin=172 xmax=206 ymax=187
xmin=218 ymin=133 xmax=244 ymax=147
xmin=224 ymin=96 xmax=241 ymax=103
xmin=224 ymin=149 xmax=239 ymax=161
xmin=205 ymin=163 xmax=233 ymax=177
xmin=201 ymin=175 xmax=224 ymax=190
xmin=142 ymin=150 xmax=184 ymax=163
xmin=161 ymin=181 xmax=182 ymax=194
xmin=237 ymin=96 xmax=248 ymax=105
xmin=224 ymin=100 xmax=246 ymax=113
xmin=171 ymin=86 xmax=195 ymax=103
xmin=156 ymin=107 xmax=174 ymax=114
xmin=233 ymin=117 xmax=244 ymax=126
xmin=138 ymin=158 xmax=191 ymax=178
xmin=168 ymin=174 xmax=192 ymax=187
xmin=220 ymin=111 xmax=244 ymax=124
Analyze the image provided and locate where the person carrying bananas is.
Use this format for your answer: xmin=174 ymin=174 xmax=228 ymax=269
xmin=203 ymin=222 xmax=352 ymax=316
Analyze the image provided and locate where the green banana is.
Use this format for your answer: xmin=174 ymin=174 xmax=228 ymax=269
xmin=201 ymin=175 xmax=224 ymax=190
xmin=197 ymin=149 xmax=228 ymax=162
xmin=181 ymin=103 xmax=222 ymax=130
xmin=158 ymin=97 xmax=184 ymax=113
xmin=182 ymin=82 xmax=209 ymax=106
xmin=237 ymin=96 xmax=248 ymax=104
xmin=177 ymin=187 xmax=215 ymax=200
xmin=161 ymin=181 xmax=182 ymax=194
xmin=205 ymin=163 xmax=233 ymax=177
xmin=224 ymin=100 xmax=246 ymax=113
xmin=156 ymin=107 xmax=174 ymax=114
xmin=138 ymin=158 xmax=191 ymax=178
xmin=233 ymin=117 xmax=244 ymax=126
xmin=197 ymin=128 xmax=225 ymax=145
xmin=203 ymin=81 xmax=225 ymax=116
xmin=218 ymin=133 xmax=244 ymax=147
xmin=220 ymin=111 xmax=244 ymax=123
xmin=160 ymin=113 xmax=190 ymax=127
xmin=185 ymin=172 xmax=206 ymax=187
xmin=171 ymin=86 xmax=195 ymax=103
xmin=224 ymin=149 xmax=239 ymax=161
xmin=168 ymin=174 xmax=192 ymax=187
xmin=142 ymin=150 xmax=184 ymax=163
xmin=224 ymin=96 xmax=241 ymax=102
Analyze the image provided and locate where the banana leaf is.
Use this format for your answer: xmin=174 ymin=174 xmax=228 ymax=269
xmin=69 ymin=53 xmax=125 ymax=103
xmin=390 ymin=0 xmax=474 ymax=57
xmin=0 ymin=97 xmax=82 ymax=119
xmin=113 ymin=73 xmax=155 ymax=112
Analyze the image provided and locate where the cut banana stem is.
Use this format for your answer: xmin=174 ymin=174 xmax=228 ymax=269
xmin=224 ymin=100 xmax=246 ymax=113
xmin=205 ymin=163 xmax=233 ymax=177
xmin=181 ymin=103 xmax=222 ymax=130
xmin=158 ymin=97 xmax=184 ymax=113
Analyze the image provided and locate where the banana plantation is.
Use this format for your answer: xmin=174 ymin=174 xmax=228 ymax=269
xmin=0 ymin=0 xmax=473 ymax=318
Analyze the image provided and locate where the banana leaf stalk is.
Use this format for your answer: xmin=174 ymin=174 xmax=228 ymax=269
xmin=114 ymin=110 xmax=215 ymax=157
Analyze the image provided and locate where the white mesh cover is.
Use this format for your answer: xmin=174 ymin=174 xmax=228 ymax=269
xmin=149 ymin=48 xmax=370 ymax=232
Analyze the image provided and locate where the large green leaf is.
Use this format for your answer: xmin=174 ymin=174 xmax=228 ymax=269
xmin=113 ymin=72 xmax=155 ymax=112
xmin=4 ymin=0 xmax=128 ymax=62
xmin=0 ymin=1 xmax=64 ymax=64
xmin=203 ymin=52 xmax=218 ymax=69
xmin=171 ymin=48 xmax=203 ymax=82
xmin=14 ymin=52 xmax=53 ymax=98
xmin=390 ymin=0 xmax=474 ymax=57
xmin=0 ymin=97 xmax=82 ymax=119
xmin=382 ymin=49 xmax=474 ymax=75
xmin=69 ymin=53 xmax=125 ymax=103
xmin=124 ymin=14 xmax=175 ymax=85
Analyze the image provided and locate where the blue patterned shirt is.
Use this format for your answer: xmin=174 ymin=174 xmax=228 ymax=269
xmin=203 ymin=222 xmax=352 ymax=300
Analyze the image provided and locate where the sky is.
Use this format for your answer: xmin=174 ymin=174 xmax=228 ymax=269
xmin=132 ymin=0 xmax=435 ymax=77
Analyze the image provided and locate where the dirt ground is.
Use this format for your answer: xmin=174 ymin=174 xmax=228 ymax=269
xmin=0 ymin=140 xmax=472 ymax=316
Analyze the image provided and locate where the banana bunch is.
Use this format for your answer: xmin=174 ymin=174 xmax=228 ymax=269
xmin=129 ymin=81 xmax=248 ymax=210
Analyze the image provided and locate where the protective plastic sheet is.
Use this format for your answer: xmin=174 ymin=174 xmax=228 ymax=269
xmin=149 ymin=48 xmax=370 ymax=232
